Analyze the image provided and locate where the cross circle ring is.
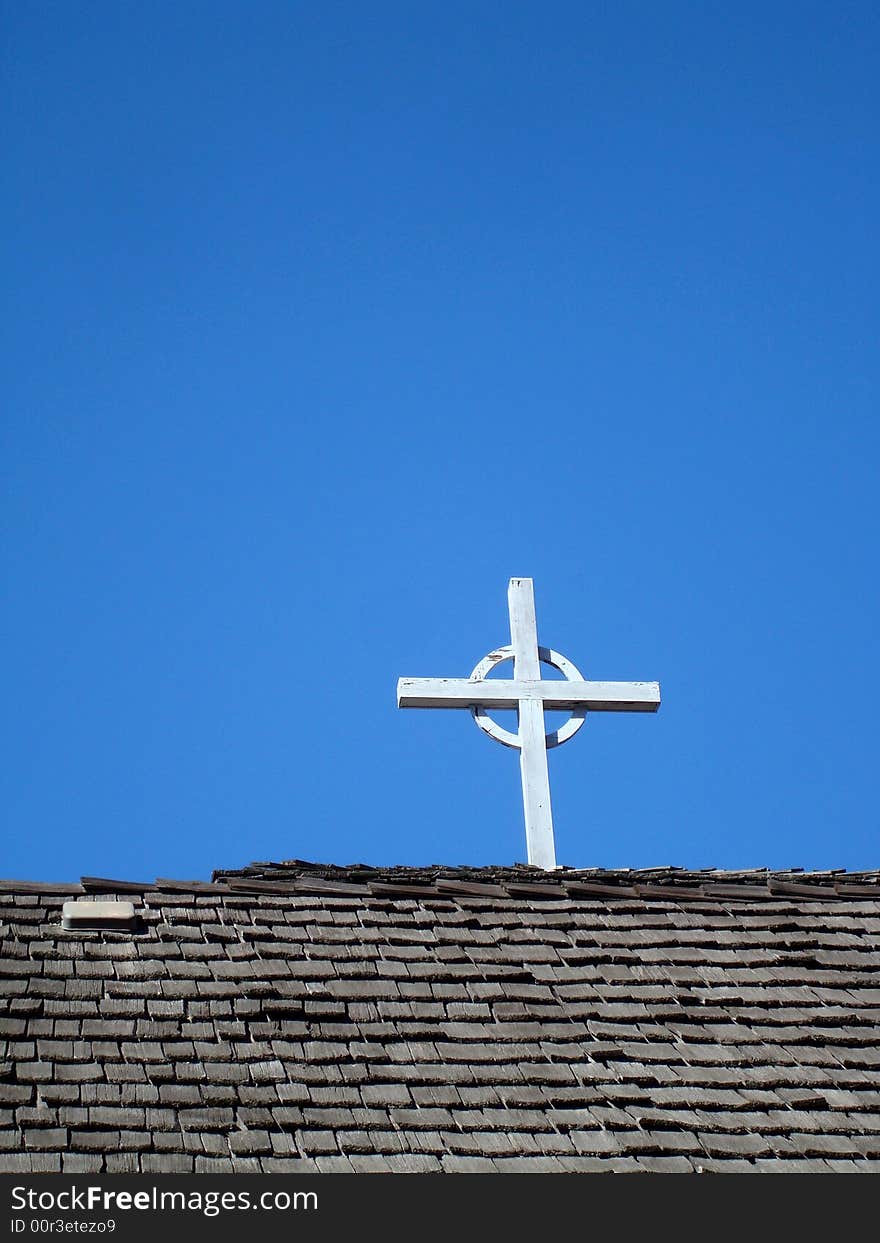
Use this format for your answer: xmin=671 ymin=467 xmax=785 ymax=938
xmin=469 ymin=645 xmax=588 ymax=750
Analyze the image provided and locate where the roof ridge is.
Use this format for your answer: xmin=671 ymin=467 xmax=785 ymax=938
xmin=2 ymin=863 xmax=878 ymax=902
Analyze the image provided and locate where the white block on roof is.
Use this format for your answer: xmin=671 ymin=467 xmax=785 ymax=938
xmin=62 ymin=899 xmax=138 ymax=930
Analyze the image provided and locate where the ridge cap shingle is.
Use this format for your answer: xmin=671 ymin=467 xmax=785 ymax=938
xmin=1 ymin=864 xmax=877 ymax=903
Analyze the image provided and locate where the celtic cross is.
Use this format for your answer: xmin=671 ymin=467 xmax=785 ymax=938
xmin=397 ymin=578 xmax=660 ymax=869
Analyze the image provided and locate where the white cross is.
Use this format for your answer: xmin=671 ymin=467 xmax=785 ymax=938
xmin=397 ymin=577 xmax=660 ymax=870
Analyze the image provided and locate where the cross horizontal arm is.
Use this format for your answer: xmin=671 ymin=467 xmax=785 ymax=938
xmin=397 ymin=678 xmax=661 ymax=712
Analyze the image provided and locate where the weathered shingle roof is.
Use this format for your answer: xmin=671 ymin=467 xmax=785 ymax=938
xmin=2 ymin=862 xmax=879 ymax=1174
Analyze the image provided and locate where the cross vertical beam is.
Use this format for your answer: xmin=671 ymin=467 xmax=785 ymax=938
xmin=508 ymin=578 xmax=556 ymax=870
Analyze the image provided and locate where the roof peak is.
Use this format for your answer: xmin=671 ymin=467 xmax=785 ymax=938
xmin=3 ymin=862 xmax=876 ymax=902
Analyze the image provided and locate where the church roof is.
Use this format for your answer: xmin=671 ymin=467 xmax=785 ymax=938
xmin=2 ymin=861 xmax=879 ymax=1174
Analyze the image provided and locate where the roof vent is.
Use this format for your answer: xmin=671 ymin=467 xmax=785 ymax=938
xmin=62 ymin=899 xmax=139 ymax=931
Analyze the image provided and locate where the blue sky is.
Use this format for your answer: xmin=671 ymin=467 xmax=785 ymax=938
xmin=2 ymin=3 xmax=878 ymax=880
